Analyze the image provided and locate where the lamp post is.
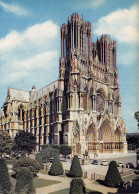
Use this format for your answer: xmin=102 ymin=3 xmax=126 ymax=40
xmin=134 ymin=111 xmax=139 ymax=171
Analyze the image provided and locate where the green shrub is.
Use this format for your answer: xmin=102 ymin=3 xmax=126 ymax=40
xmin=69 ymin=155 xmax=82 ymax=177
xmin=21 ymin=151 xmax=26 ymax=158
xmin=59 ymin=145 xmax=71 ymax=160
xmin=69 ymin=178 xmax=86 ymax=194
xmin=41 ymin=144 xmax=50 ymax=149
xmin=35 ymin=153 xmax=44 ymax=169
xmin=15 ymin=167 xmax=35 ymax=194
xmin=52 ymin=145 xmax=60 ymax=150
xmin=40 ymin=147 xmax=59 ymax=163
xmin=0 ymin=185 xmax=4 ymax=194
xmin=12 ymin=157 xmax=41 ymax=177
xmin=105 ymin=160 xmax=123 ymax=187
xmin=0 ymin=158 xmax=12 ymax=193
xmin=49 ymin=154 xmax=64 ymax=176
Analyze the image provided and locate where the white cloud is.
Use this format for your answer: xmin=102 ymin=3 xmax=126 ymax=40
xmin=9 ymin=51 xmax=58 ymax=71
xmin=1 ymin=71 xmax=29 ymax=84
xmin=0 ymin=20 xmax=60 ymax=84
xmin=0 ymin=0 xmax=29 ymax=16
xmin=94 ymin=4 xmax=139 ymax=43
xmin=0 ymin=20 xmax=59 ymax=51
xmin=77 ymin=0 xmax=107 ymax=9
xmin=90 ymin=0 xmax=107 ymax=8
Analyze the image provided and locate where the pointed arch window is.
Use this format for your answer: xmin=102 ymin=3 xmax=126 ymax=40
xmin=18 ymin=104 xmax=24 ymax=121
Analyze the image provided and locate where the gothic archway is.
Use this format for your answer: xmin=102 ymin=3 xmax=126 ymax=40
xmin=114 ymin=127 xmax=122 ymax=150
xmin=100 ymin=119 xmax=113 ymax=152
xmin=87 ymin=123 xmax=97 ymax=152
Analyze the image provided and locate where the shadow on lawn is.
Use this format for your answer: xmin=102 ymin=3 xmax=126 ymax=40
xmin=96 ymin=179 xmax=106 ymax=186
xmin=87 ymin=192 xmax=102 ymax=194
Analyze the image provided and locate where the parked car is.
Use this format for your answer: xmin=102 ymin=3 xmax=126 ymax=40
xmin=125 ymin=162 xmax=134 ymax=169
xmin=49 ymin=157 xmax=54 ymax=163
xmin=101 ymin=160 xmax=108 ymax=166
xmin=92 ymin=160 xmax=98 ymax=165
xmin=118 ymin=162 xmax=124 ymax=167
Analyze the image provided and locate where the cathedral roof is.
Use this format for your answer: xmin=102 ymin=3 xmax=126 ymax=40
xmin=33 ymin=80 xmax=58 ymax=101
xmin=8 ymin=88 xmax=29 ymax=102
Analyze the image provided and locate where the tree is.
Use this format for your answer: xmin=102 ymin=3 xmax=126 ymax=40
xmin=69 ymin=178 xmax=86 ymax=194
xmin=49 ymin=154 xmax=64 ymax=176
xmin=0 ymin=158 xmax=12 ymax=193
xmin=105 ymin=160 xmax=123 ymax=187
xmin=40 ymin=146 xmax=59 ymax=163
xmin=12 ymin=157 xmax=41 ymax=177
xmin=14 ymin=131 xmax=37 ymax=155
xmin=0 ymin=130 xmax=13 ymax=157
xmin=59 ymin=145 xmax=71 ymax=160
xmin=15 ymin=167 xmax=35 ymax=194
xmin=126 ymin=134 xmax=139 ymax=150
xmin=69 ymin=155 xmax=82 ymax=177
xmin=35 ymin=153 xmax=44 ymax=169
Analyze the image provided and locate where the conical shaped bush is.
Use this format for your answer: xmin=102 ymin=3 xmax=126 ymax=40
xmin=49 ymin=154 xmax=64 ymax=176
xmin=70 ymin=178 xmax=86 ymax=194
xmin=69 ymin=155 xmax=82 ymax=177
xmin=0 ymin=158 xmax=12 ymax=193
xmin=105 ymin=160 xmax=123 ymax=187
xmin=15 ymin=167 xmax=35 ymax=193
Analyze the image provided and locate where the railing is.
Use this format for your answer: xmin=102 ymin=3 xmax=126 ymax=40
xmin=83 ymin=171 xmax=105 ymax=181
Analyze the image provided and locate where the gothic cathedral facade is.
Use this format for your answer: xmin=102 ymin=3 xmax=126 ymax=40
xmin=0 ymin=13 xmax=127 ymax=155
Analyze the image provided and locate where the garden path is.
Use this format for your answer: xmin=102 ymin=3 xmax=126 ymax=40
xmin=36 ymin=173 xmax=118 ymax=194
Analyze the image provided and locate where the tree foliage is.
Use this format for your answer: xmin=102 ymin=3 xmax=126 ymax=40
xmin=40 ymin=146 xmax=59 ymax=163
xmin=15 ymin=167 xmax=35 ymax=194
xmin=59 ymin=145 xmax=71 ymax=159
xmin=126 ymin=135 xmax=139 ymax=150
xmin=0 ymin=158 xmax=12 ymax=193
xmin=69 ymin=155 xmax=82 ymax=177
xmin=35 ymin=153 xmax=44 ymax=169
xmin=69 ymin=178 xmax=86 ymax=194
xmin=12 ymin=157 xmax=41 ymax=177
xmin=14 ymin=131 xmax=37 ymax=155
xmin=49 ymin=154 xmax=64 ymax=176
xmin=0 ymin=130 xmax=13 ymax=157
xmin=105 ymin=161 xmax=123 ymax=187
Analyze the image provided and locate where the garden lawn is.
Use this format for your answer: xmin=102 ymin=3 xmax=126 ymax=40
xmin=39 ymin=169 xmax=49 ymax=175
xmin=10 ymin=172 xmax=60 ymax=190
xmin=33 ymin=178 xmax=60 ymax=188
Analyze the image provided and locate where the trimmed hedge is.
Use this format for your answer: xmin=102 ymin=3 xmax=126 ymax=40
xmin=12 ymin=157 xmax=41 ymax=177
xmin=0 ymin=158 xmax=12 ymax=193
xmin=49 ymin=154 xmax=64 ymax=176
xmin=40 ymin=147 xmax=59 ymax=163
xmin=69 ymin=178 xmax=86 ymax=194
xmin=105 ymin=160 xmax=123 ymax=187
xmin=69 ymin=155 xmax=82 ymax=177
xmin=0 ymin=158 xmax=12 ymax=194
xmin=59 ymin=145 xmax=71 ymax=159
xmin=15 ymin=167 xmax=35 ymax=194
xmin=35 ymin=153 xmax=44 ymax=169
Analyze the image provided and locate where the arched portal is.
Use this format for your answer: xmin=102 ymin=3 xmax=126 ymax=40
xmin=114 ymin=127 xmax=123 ymax=151
xmin=100 ymin=119 xmax=113 ymax=153
xmin=87 ymin=123 xmax=97 ymax=152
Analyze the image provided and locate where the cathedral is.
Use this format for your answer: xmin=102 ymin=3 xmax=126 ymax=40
xmin=0 ymin=13 xmax=127 ymax=155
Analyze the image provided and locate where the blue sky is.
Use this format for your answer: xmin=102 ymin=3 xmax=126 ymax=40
xmin=0 ymin=0 xmax=138 ymax=133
